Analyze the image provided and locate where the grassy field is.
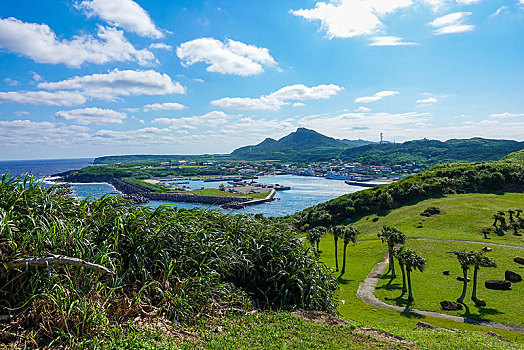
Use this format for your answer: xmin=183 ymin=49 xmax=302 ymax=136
xmin=353 ymin=192 xmax=524 ymax=246
xmin=315 ymin=237 xmax=524 ymax=347
xmin=188 ymin=188 xmax=269 ymax=199
xmin=375 ymin=240 xmax=524 ymax=326
xmin=78 ymin=312 xmax=395 ymax=350
xmin=309 ymin=191 xmax=524 ymax=347
xmin=124 ymin=178 xmax=269 ymax=199
xmin=77 ymin=310 xmax=524 ymax=349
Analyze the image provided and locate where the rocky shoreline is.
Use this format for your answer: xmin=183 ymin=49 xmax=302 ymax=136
xmin=109 ymin=179 xmax=250 ymax=206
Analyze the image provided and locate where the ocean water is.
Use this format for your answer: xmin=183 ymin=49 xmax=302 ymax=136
xmin=0 ymin=158 xmax=94 ymax=178
xmin=142 ymin=175 xmax=362 ymax=216
xmin=0 ymin=159 xmax=362 ymax=216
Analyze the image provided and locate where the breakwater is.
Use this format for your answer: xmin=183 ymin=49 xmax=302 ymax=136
xmin=110 ymin=179 xmax=249 ymax=205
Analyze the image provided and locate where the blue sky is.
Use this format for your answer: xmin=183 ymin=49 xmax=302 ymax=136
xmin=0 ymin=0 xmax=523 ymax=160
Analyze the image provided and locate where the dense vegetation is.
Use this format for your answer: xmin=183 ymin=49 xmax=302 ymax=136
xmin=93 ymin=129 xmax=524 ymax=168
xmin=60 ymin=164 xmax=228 ymax=182
xmin=340 ymin=137 xmax=524 ymax=168
xmin=231 ymin=128 xmax=524 ymax=166
xmin=94 ymin=154 xmax=232 ymax=165
xmin=231 ymin=127 xmax=352 ymax=161
xmin=0 ymin=175 xmax=336 ymax=347
xmin=294 ymin=152 xmax=524 ymax=229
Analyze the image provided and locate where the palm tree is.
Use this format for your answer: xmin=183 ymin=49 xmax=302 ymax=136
xmin=306 ymin=227 xmax=325 ymax=256
xmin=510 ymin=222 xmax=521 ymax=236
xmin=404 ymin=249 xmax=426 ymax=302
xmin=378 ymin=226 xmax=406 ymax=279
xmin=481 ymin=228 xmax=491 ymax=239
xmin=454 ymin=251 xmax=474 ymax=303
xmin=508 ymin=210 xmax=515 ymax=223
xmin=492 ymin=214 xmax=500 ymax=228
xmin=332 ymin=225 xmax=342 ymax=271
xmin=394 ymin=247 xmax=409 ymax=294
xmin=339 ymin=225 xmax=360 ymax=276
xmin=516 ymin=209 xmax=522 ymax=218
xmin=469 ymin=251 xmax=497 ymax=303
xmin=497 ymin=211 xmax=507 ymax=228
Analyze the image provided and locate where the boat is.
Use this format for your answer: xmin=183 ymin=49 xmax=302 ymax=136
xmin=325 ymin=171 xmax=354 ymax=180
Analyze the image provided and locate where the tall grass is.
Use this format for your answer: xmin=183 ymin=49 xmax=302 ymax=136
xmin=0 ymin=174 xmax=336 ymax=347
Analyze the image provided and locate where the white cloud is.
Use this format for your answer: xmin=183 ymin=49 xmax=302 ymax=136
xmin=0 ymin=120 xmax=88 ymax=145
xmin=176 ymin=38 xmax=277 ymax=76
xmin=416 ymin=96 xmax=438 ymax=104
xmin=153 ymin=111 xmax=235 ymax=128
xmin=290 ymin=0 xmax=412 ymax=39
xmin=14 ymin=111 xmax=29 ymax=116
xmin=4 ymin=78 xmax=19 ymax=86
xmin=0 ymin=17 xmax=155 ymax=67
xmin=456 ymin=0 xmax=481 ymax=4
xmin=421 ymin=0 xmax=447 ymax=12
xmin=149 ymin=43 xmax=172 ymax=50
xmin=489 ymin=6 xmax=507 ymax=17
xmin=293 ymin=102 xmax=305 ymax=107
xmin=38 ymin=69 xmax=185 ymax=99
xmin=31 ymin=72 xmax=42 ymax=82
xmin=355 ymin=106 xmax=372 ymax=112
xmin=143 ymin=102 xmax=187 ymax=111
xmin=0 ymin=91 xmax=86 ymax=106
xmin=429 ymin=12 xmax=475 ymax=35
xmin=77 ymin=0 xmax=164 ymax=38
xmin=369 ymin=36 xmax=418 ymax=46
xmin=490 ymin=112 xmax=524 ymax=118
xmin=298 ymin=111 xmax=431 ymax=140
xmin=354 ymin=90 xmax=399 ymax=103
xmin=92 ymin=127 xmax=175 ymax=144
xmin=55 ymin=107 xmax=127 ymax=125
xmin=211 ymin=84 xmax=343 ymax=110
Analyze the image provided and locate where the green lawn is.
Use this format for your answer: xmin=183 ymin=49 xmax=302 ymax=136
xmin=375 ymin=240 xmax=524 ymax=326
xmin=186 ymin=188 xmax=269 ymax=199
xmin=353 ymin=192 xmax=524 ymax=246
xmin=315 ymin=235 xmax=524 ymax=347
xmin=78 ymin=310 xmax=524 ymax=350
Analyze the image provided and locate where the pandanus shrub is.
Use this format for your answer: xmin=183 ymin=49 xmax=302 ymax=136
xmin=0 ymin=174 xmax=337 ymax=347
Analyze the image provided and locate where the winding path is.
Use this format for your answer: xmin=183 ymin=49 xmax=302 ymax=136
xmin=356 ymin=238 xmax=524 ymax=334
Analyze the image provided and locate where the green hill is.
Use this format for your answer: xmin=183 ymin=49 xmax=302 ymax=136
xmin=294 ymin=155 xmax=524 ymax=229
xmin=93 ymin=129 xmax=524 ymax=167
xmin=230 ymin=129 xmax=524 ymax=167
xmin=339 ymin=137 xmax=524 ymax=168
xmin=230 ymin=127 xmax=350 ymax=161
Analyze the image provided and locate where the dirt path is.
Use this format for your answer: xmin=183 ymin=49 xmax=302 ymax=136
xmin=356 ymin=239 xmax=524 ymax=334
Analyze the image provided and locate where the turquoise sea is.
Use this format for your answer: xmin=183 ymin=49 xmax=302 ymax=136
xmin=0 ymin=158 xmax=362 ymax=216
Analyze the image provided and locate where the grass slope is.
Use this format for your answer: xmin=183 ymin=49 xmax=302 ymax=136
xmin=354 ymin=192 xmax=524 ymax=246
xmin=80 ymin=312 xmax=392 ymax=350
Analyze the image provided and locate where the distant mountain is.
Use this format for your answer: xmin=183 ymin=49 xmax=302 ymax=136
xmin=231 ymin=128 xmax=350 ymax=161
xmin=339 ymin=138 xmax=524 ymax=168
xmin=94 ymin=128 xmax=524 ymax=169
xmin=338 ymin=139 xmax=377 ymax=147
xmin=231 ymin=128 xmax=524 ymax=167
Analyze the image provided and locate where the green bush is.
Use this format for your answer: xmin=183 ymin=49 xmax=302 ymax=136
xmin=0 ymin=174 xmax=336 ymax=346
